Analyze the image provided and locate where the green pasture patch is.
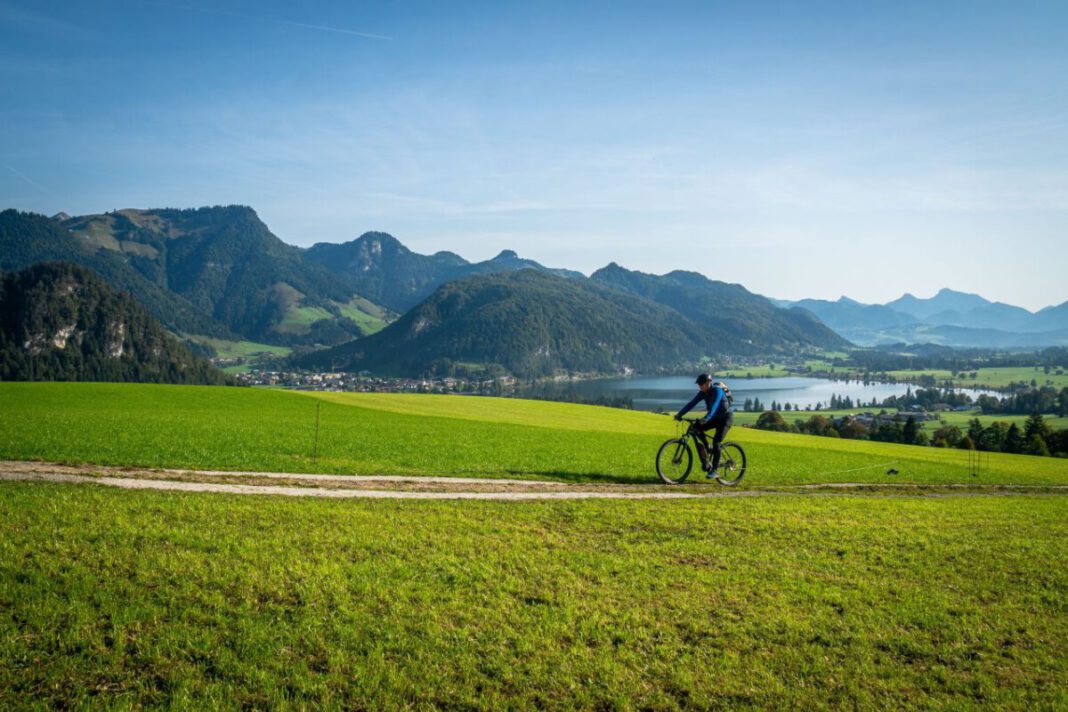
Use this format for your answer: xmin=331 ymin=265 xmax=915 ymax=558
xmin=887 ymin=366 xmax=1068 ymax=390
xmin=934 ymin=412 xmax=1068 ymax=430
xmin=267 ymin=282 xmax=332 ymax=335
xmin=275 ymin=305 xmax=334 ymax=335
xmin=1 ymin=484 xmax=1065 ymax=709
xmin=2 ymin=383 xmax=1068 ymax=487
xmin=70 ymin=216 xmax=120 ymax=251
xmin=307 ymin=391 xmax=665 ymax=435
xmin=184 ymin=335 xmax=292 ymax=359
xmin=333 ymin=297 xmax=390 ymax=335
xmin=118 ymin=240 xmax=159 ymax=258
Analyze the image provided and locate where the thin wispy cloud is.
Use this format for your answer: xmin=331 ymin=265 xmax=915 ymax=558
xmin=2 ymin=163 xmax=54 ymax=197
xmin=153 ymin=2 xmax=393 ymax=40
xmin=0 ymin=1 xmax=88 ymax=40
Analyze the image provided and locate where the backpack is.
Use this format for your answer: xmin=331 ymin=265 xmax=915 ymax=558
xmin=713 ymin=381 xmax=733 ymax=407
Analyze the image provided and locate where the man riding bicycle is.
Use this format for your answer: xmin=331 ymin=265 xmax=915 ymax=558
xmin=675 ymin=373 xmax=733 ymax=478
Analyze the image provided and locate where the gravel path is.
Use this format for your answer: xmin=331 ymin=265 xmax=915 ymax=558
xmin=2 ymin=461 xmax=1064 ymax=501
xmin=0 ymin=469 xmax=760 ymax=500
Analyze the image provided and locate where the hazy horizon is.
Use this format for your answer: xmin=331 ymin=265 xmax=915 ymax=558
xmin=3 ymin=1 xmax=1066 ymax=311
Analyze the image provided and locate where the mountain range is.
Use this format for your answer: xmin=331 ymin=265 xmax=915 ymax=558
xmin=778 ymin=289 xmax=1068 ymax=348
xmin=296 ymin=269 xmax=711 ymax=377
xmin=296 ymin=264 xmax=852 ymax=376
xmin=305 ymin=232 xmax=584 ymax=313
xmin=2 ymin=207 xmax=844 ymax=376
xmin=4 ymin=204 xmax=1065 ymax=379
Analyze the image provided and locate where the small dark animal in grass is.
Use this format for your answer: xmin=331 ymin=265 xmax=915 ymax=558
xmin=886 ymin=468 xmax=899 ymax=475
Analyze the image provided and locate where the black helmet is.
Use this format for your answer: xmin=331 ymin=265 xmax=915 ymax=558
xmin=695 ymin=373 xmax=711 ymax=385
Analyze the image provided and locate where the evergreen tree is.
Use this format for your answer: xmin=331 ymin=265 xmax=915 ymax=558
xmin=1024 ymin=434 xmax=1050 ymax=457
xmin=1024 ymin=412 xmax=1052 ymax=444
xmin=1004 ymin=423 xmax=1025 ymax=454
xmin=902 ymin=415 xmax=918 ymax=445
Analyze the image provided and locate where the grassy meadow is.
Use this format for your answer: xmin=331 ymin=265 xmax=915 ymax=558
xmin=3 ymin=383 xmax=1068 ymax=486
xmin=885 ymin=366 xmax=1068 ymax=391
xmin=2 ymin=382 xmax=1067 ymax=708
xmin=2 ymin=482 xmax=1066 ymax=709
xmin=183 ymin=336 xmax=293 ymax=360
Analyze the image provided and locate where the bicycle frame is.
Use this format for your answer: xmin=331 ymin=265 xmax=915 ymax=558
xmin=679 ymin=418 xmax=715 ymax=459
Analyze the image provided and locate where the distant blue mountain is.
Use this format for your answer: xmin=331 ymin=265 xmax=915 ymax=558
xmin=777 ymin=288 xmax=1068 ymax=348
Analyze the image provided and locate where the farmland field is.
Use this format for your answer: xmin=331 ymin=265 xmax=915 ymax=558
xmin=886 ymin=366 xmax=1068 ymax=391
xmin=2 ymin=383 xmax=1067 ymax=709
xmin=183 ymin=336 xmax=293 ymax=360
xmin=3 ymin=383 xmax=1068 ymax=486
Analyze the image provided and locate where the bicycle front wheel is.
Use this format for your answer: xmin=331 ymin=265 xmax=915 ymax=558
xmin=715 ymin=442 xmax=747 ymax=486
xmin=656 ymin=438 xmax=693 ymax=485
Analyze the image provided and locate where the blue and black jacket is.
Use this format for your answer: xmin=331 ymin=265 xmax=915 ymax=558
xmin=676 ymin=384 xmax=731 ymax=423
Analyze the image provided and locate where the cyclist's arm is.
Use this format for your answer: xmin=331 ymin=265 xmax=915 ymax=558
xmin=676 ymin=392 xmax=702 ymax=419
xmin=702 ymin=388 xmax=724 ymax=421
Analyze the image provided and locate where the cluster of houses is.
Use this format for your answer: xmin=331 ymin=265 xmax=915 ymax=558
xmin=231 ymin=370 xmax=515 ymax=395
xmin=830 ymin=403 xmax=975 ymax=428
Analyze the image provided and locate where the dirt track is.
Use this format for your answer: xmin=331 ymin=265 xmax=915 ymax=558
xmin=3 ymin=460 xmax=1066 ymax=501
xmin=0 ymin=461 xmax=758 ymax=500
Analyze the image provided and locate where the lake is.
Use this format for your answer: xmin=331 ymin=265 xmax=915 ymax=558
xmin=523 ymin=375 xmax=997 ymax=412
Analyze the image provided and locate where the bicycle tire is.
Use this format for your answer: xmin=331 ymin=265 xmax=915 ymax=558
xmin=715 ymin=442 xmax=747 ymax=486
xmin=656 ymin=438 xmax=693 ymax=485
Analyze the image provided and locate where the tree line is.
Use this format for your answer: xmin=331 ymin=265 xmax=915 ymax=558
xmin=755 ymin=410 xmax=1067 ymax=458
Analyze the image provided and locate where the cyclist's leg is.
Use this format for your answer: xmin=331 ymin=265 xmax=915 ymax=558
xmin=694 ymin=422 xmax=711 ymax=452
xmin=694 ymin=422 xmax=713 ymax=464
xmin=710 ymin=412 xmax=734 ymax=470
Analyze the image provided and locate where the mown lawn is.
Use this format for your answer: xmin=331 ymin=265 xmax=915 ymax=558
xmin=1 ymin=483 xmax=1065 ymax=709
xmin=3 ymin=383 xmax=1067 ymax=486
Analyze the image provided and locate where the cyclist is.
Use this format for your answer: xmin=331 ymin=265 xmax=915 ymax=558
xmin=674 ymin=373 xmax=734 ymax=478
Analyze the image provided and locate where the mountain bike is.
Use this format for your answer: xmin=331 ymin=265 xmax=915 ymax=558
xmin=655 ymin=417 xmax=747 ymax=485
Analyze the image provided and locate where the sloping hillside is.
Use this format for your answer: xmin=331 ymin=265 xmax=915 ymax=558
xmin=0 ymin=262 xmax=228 ymax=384
xmin=590 ymin=263 xmax=850 ymax=351
xmin=295 ymin=269 xmax=708 ymax=377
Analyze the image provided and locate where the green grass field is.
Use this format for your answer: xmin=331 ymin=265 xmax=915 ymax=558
xmin=3 ymin=383 xmax=1068 ymax=486
xmin=1 ymin=483 xmax=1065 ymax=709
xmin=886 ymin=366 xmax=1068 ymax=390
xmin=334 ymin=296 xmax=392 ymax=335
xmin=184 ymin=336 xmax=293 ymax=360
xmin=2 ymin=383 xmax=1067 ymax=708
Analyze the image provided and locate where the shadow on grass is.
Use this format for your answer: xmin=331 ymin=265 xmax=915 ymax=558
xmin=498 ymin=469 xmax=654 ymax=485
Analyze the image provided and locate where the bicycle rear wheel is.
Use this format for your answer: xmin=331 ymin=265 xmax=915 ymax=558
xmin=656 ymin=438 xmax=693 ymax=484
xmin=715 ymin=442 xmax=746 ymax=485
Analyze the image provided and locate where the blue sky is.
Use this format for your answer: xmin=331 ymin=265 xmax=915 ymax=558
xmin=2 ymin=0 xmax=1066 ymax=310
